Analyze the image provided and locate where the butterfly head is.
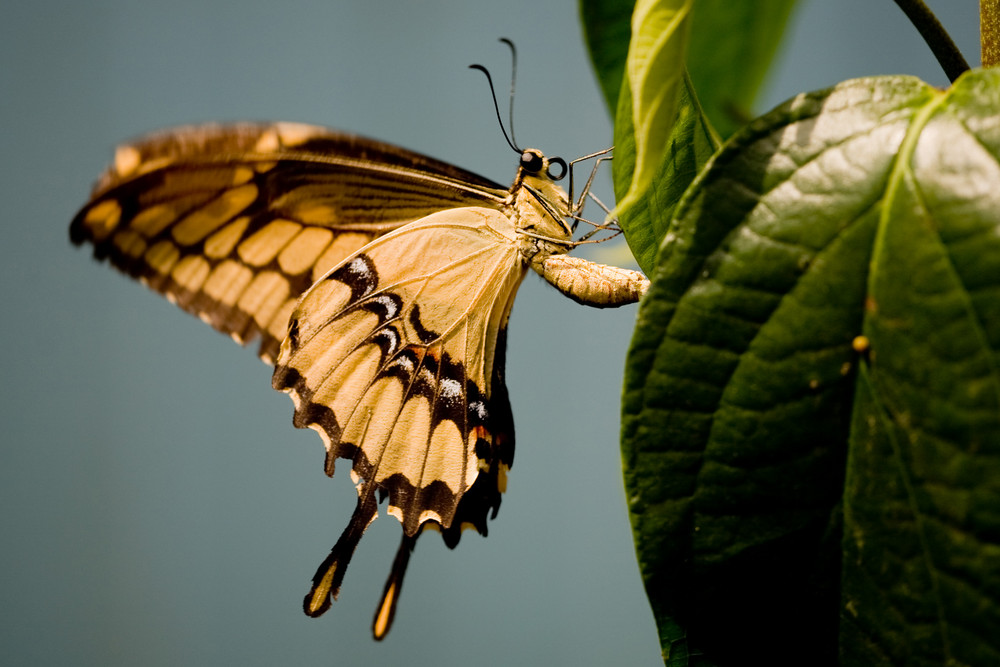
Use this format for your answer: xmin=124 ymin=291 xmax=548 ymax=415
xmin=518 ymin=148 xmax=566 ymax=182
xmin=515 ymin=148 xmax=569 ymax=213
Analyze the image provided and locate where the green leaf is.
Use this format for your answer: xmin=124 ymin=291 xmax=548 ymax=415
xmin=604 ymin=0 xmax=719 ymax=275
xmin=580 ymin=0 xmax=798 ymax=132
xmin=585 ymin=1 xmax=797 ymax=274
xmin=579 ymin=0 xmax=635 ymax=113
xmin=622 ymin=69 xmax=1000 ymax=664
xmin=615 ymin=0 xmax=694 ymax=213
xmin=613 ymin=72 xmax=718 ymax=274
xmin=687 ymin=0 xmax=800 ymax=140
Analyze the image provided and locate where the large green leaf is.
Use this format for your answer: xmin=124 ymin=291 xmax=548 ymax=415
xmin=622 ymin=69 xmax=1000 ymax=664
xmin=687 ymin=0 xmax=799 ymax=139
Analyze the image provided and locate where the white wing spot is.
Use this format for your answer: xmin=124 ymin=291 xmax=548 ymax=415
xmin=371 ymin=294 xmax=399 ymax=319
xmin=469 ymin=400 xmax=488 ymax=420
xmin=388 ymin=354 xmax=415 ymax=374
xmin=348 ymin=255 xmax=373 ymax=277
xmin=440 ymin=378 xmax=462 ymax=399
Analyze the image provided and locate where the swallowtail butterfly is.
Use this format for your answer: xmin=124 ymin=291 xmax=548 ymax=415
xmin=71 ymin=62 xmax=647 ymax=639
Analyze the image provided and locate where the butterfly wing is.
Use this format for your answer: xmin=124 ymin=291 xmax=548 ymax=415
xmin=271 ymin=205 xmax=525 ymax=626
xmin=70 ymin=122 xmax=507 ymax=361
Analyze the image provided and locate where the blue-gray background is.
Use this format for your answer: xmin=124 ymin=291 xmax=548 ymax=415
xmin=1 ymin=2 xmax=979 ymax=664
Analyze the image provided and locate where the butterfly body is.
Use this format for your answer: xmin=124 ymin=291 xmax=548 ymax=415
xmin=71 ymin=121 xmax=647 ymax=639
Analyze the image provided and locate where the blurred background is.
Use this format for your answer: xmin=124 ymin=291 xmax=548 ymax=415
xmin=0 ymin=1 xmax=980 ymax=664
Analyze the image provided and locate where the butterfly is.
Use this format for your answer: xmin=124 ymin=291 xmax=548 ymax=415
xmin=71 ymin=109 xmax=647 ymax=638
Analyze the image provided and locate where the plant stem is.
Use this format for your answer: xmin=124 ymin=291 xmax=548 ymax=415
xmin=984 ymin=0 xmax=1000 ymax=67
xmin=892 ymin=0 xmax=971 ymax=81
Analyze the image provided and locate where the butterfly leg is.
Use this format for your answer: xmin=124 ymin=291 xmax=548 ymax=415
xmin=303 ymin=490 xmax=379 ymax=617
xmin=569 ymin=200 xmax=623 ymax=246
xmin=568 ymin=147 xmax=614 ymax=222
xmin=371 ymin=531 xmax=419 ymax=640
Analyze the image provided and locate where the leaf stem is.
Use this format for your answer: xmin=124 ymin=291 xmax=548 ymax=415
xmin=892 ymin=0 xmax=971 ymax=81
xmin=984 ymin=0 xmax=1000 ymax=67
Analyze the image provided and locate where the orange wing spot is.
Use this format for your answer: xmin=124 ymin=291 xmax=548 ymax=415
xmin=407 ymin=345 xmax=428 ymax=364
xmin=278 ymin=227 xmax=335 ymax=276
xmin=373 ymin=583 xmax=397 ymax=640
xmin=275 ymin=121 xmax=324 ymax=147
xmin=307 ymin=564 xmax=338 ymax=615
xmin=173 ymin=184 xmax=258 ymax=246
xmin=83 ymin=200 xmax=122 ymax=239
xmin=231 ymin=166 xmax=254 ymax=185
xmin=203 ymin=260 xmax=253 ymax=307
xmin=170 ymin=255 xmax=211 ymax=292
xmin=204 ymin=217 xmax=250 ymax=259
xmin=113 ymin=144 xmax=142 ymax=178
xmin=253 ymin=127 xmax=280 ymax=153
xmin=496 ymin=463 xmax=509 ymax=493
xmin=237 ymin=219 xmax=301 ymax=267
xmin=112 ymin=229 xmax=146 ymax=258
xmin=253 ymin=160 xmax=277 ymax=173
xmin=144 ymin=240 xmax=180 ymax=275
xmin=131 ymin=204 xmax=176 ymax=238
xmin=294 ymin=202 xmax=341 ymax=225
xmin=239 ymin=271 xmax=290 ymax=328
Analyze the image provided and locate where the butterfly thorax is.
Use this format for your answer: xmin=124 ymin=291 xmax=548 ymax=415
xmin=506 ymin=149 xmax=574 ymax=268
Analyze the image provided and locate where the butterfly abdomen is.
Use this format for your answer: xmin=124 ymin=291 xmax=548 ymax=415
xmin=536 ymin=255 xmax=650 ymax=307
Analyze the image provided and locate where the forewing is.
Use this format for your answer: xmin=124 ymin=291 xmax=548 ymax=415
xmin=272 ymin=206 xmax=525 ymax=537
xmin=70 ymin=122 xmax=507 ymax=361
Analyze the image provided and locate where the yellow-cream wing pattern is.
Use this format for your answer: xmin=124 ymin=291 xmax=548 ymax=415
xmin=72 ymin=122 xmax=650 ymax=641
xmin=272 ymin=206 xmax=525 ymax=637
xmin=70 ymin=122 xmax=507 ymax=362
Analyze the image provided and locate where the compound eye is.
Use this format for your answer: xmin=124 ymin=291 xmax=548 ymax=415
xmin=520 ymin=150 xmax=544 ymax=174
xmin=546 ymin=157 xmax=567 ymax=181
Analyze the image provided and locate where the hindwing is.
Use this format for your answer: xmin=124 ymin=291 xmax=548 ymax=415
xmin=70 ymin=122 xmax=507 ymax=361
xmin=271 ymin=206 xmax=526 ymax=626
xmin=273 ymin=206 xmax=524 ymax=532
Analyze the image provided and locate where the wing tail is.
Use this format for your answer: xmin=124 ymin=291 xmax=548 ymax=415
xmin=303 ymin=492 xmax=379 ymax=617
xmin=371 ymin=532 xmax=418 ymax=640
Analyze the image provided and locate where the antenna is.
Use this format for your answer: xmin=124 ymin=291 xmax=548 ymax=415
xmin=469 ymin=38 xmax=523 ymax=154
xmin=498 ymin=37 xmax=519 ymax=151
